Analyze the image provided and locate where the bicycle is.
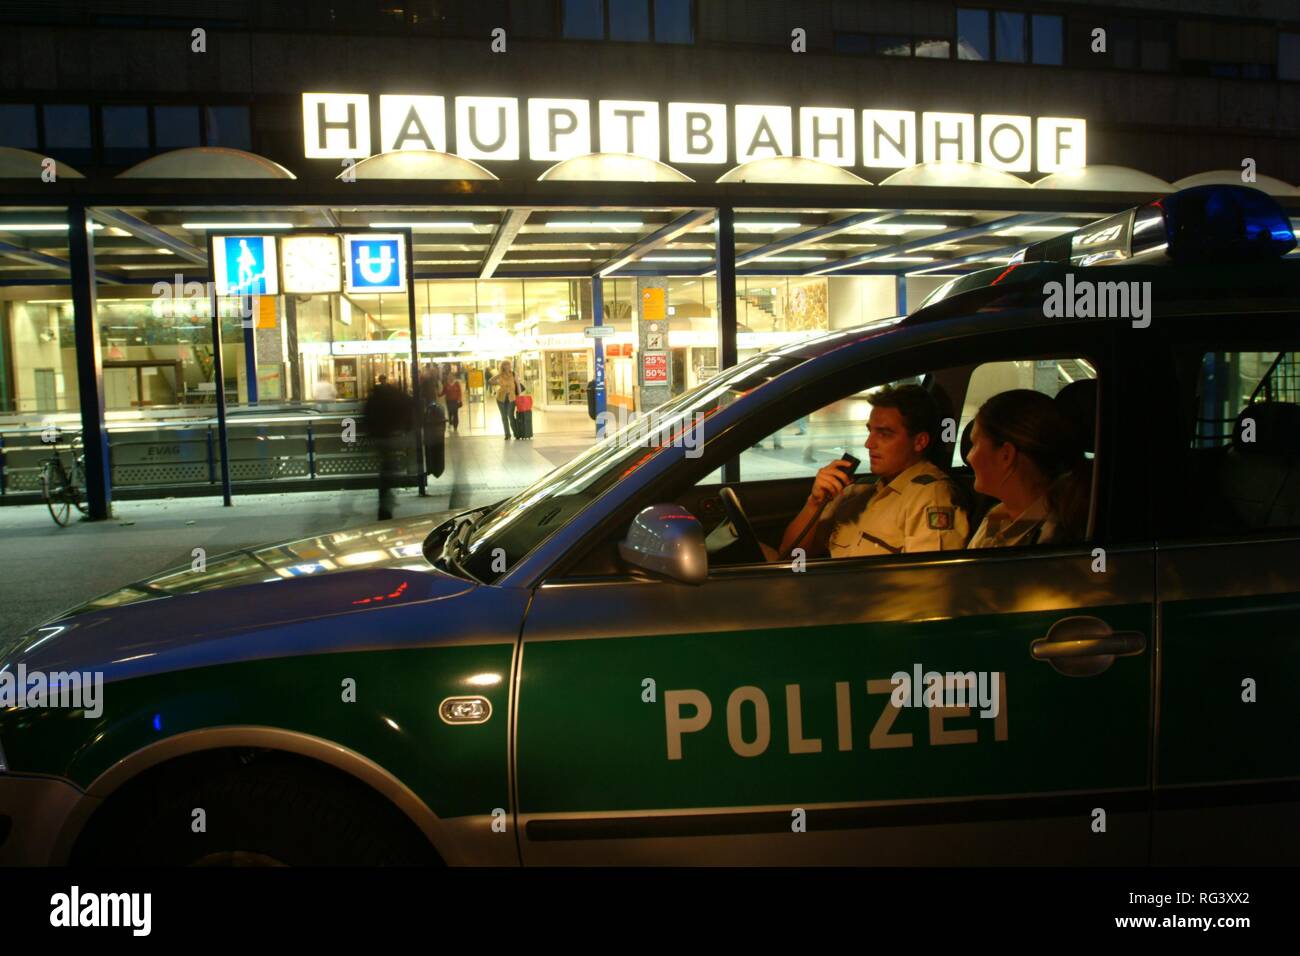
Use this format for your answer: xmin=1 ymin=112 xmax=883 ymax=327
xmin=39 ymin=431 xmax=87 ymax=527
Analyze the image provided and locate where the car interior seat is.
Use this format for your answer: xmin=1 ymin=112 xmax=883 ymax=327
xmin=1219 ymin=401 xmax=1300 ymax=529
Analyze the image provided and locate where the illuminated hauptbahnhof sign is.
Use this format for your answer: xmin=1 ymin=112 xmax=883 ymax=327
xmin=302 ymin=93 xmax=1086 ymax=174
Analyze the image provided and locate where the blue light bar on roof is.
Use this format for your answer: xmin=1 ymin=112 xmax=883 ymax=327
xmin=1020 ymin=184 xmax=1297 ymax=267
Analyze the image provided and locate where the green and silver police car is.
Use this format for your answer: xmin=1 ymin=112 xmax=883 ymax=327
xmin=1 ymin=185 xmax=1297 ymax=865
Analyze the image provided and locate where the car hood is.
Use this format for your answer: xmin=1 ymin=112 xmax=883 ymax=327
xmin=0 ymin=510 xmax=484 ymax=680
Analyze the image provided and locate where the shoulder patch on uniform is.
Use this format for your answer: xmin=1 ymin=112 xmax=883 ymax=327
xmin=927 ymin=506 xmax=954 ymax=530
xmin=911 ymin=473 xmax=938 ymax=485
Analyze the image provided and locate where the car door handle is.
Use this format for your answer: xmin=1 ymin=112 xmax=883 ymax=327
xmin=1031 ymin=615 xmax=1146 ymax=677
xmin=1031 ymin=633 xmax=1146 ymax=660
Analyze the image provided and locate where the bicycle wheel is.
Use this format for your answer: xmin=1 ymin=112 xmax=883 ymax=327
xmin=41 ymin=463 xmax=72 ymax=527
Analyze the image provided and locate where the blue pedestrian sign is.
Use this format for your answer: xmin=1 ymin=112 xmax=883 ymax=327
xmin=344 ymin=233 xmax=407 ymax=293
xmin=213 ymin=235 xmax=278 ymax=295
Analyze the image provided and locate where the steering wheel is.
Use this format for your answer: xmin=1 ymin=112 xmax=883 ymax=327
xmin=718 ymin=485 xmax=767 ymax=563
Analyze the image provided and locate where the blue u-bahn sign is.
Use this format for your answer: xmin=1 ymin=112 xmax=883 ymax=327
xmin=344 ymin=233 xmax=406 ymax=293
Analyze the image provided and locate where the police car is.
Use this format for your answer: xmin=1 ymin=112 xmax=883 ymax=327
xmin=0 ymin=185 xmax=1297 ymax=865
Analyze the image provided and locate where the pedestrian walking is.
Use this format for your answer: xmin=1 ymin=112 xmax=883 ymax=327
xmin=363 ymin=373 xmax=412 ymax=520
xmin=443 ymin=373 xmax=463 ymax=431
xmin=490 ymin=360 xmax=520 ymax=439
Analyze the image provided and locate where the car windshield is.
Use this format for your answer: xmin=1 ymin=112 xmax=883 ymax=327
xmin=460 ymin=345 xmax=821 ymax=582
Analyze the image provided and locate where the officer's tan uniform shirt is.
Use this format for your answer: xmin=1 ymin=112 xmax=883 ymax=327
xmin=968 ymin=494 xmax=1059 ymax=548
xmin=815 ymin=459 xmax=970 ymax=557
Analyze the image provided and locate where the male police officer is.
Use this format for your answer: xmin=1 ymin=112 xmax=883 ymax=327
xmin=777 ymin=384 xmax=970 ymax=559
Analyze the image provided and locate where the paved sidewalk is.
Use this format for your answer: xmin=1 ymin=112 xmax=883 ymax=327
xmin=0 ymin=431 xmax=594 ymax=641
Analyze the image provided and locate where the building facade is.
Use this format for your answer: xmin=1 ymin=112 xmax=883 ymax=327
xmin=1 ymin=0 xmax=1298 ymax=511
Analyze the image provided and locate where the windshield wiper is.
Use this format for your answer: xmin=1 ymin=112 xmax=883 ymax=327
xmin=426 ymin=502 xmax=498 ymax=579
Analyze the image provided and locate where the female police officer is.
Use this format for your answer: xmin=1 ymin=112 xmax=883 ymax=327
xmin=965 ymin=388 xmax=1090 ymax=548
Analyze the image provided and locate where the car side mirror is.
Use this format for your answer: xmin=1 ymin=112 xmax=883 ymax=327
xmin=618 ymin=504 xmax=708 ymax=585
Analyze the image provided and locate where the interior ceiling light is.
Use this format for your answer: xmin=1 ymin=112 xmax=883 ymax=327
xmin=874 ymin=255 xmax=937 ymax=263
xmin=855 ymin=222 xmax=949 ymax=234
xmin=544 ymin=221 xmax=643 ymax=229
xmin=758 ymin=255 xmax=827 ymax=262
xmin=180 ymin=222 xmax=294 ymax=230
xmin=502 ymin=257 xmax=593 ymax=263
xmin=369 ymin=221 xmax=476 ymax=229
xmin=0 ymin=223 xmax=104 ymax=231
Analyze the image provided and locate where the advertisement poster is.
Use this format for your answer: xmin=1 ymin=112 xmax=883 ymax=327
xmin=642 ymin=351 xmax=668 ymax=385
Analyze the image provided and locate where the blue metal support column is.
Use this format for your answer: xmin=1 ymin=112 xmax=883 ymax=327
xmin=895 ymin=275 xmax=908 ymax=316
xmin=591 ymin=274 xmax=607 ymax=439
xmin=208 ymin=281 xmax=233 ymax=506
xmin=242 ymin=295 xmax=258 ymax=405
xmin=67 ymin=204 xmax=112 ymax=520
xmin=714 ymin=206 xmax=739 ymax=483
xmin=406 ymin=229 xmax=426 ymax=496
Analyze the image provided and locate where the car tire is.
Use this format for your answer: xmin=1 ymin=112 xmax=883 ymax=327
xmin=72 ymin=750 xmax=440 ymax=866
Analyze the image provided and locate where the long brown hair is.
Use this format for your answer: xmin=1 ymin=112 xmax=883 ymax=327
xmin=975 ymin=389 xmax=1091 ymax=540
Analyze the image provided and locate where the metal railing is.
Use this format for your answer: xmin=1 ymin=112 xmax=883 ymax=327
xmin=0 ymin=411 xmax=417 ymax=497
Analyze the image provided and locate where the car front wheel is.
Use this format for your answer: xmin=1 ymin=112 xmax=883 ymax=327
xmin=71 ymin=750 xmax=440 ymax=867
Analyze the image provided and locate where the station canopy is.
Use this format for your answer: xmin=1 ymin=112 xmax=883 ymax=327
xmin=1 ymin=149 xmax=1298 ymax=286
xmin=118 ymin=147 xmax=296 ymax=179
xmin=0 ymin=146 xmax=84 ymax=179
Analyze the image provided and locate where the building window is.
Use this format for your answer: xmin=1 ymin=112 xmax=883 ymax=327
xmin=995 ymin=11 xmax=1026 ymax=62
xmin=43 ymin=104 xmax=91 ymax=149
xmin=654 ymin=0 xmax=692 ymax=43
xmin=915 ymin=37 xmax=951 ymax=58
xmin=562 ymin=0 xmax=603 ymax=39
xmin=833 ymin=32 xmax=949 ymax=59
xmin=957 ymin=8 xmax=990 ymax=60
xmin=0 ymin=104 xmax=37 ymax=149
xmin=1031 ymin=14 xmax=1062 ymax=65
xmin=1108 ymin=16 xmax=1171 ymax=71
xmin=101 ymin=105 xmax=150 ymax=163
xmin=1138 ymin=18 xmax=1171 ymax=71
xmin=608 ymin=0 xmax=649 ymax=41
xmin=1283 ymin=33 xmax=1300 ymax=81
xmin=959 ymin=8 xmax=1062 ymax=65
xmin=875 ymin=35 xmax=912 ymax=56
xmin=204 ymin=106 xmax=251 ymax=150
xmin=834 ymin=32 xmax=871 ymax=55
xmin=154 ymin=105 xmax=201 ymax=148
xmin=563 ymin=0 xmax=692 ymax=43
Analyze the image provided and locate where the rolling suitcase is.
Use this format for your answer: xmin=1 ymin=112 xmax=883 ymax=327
xmin=515 ymin=392 xmax=534 ymax=439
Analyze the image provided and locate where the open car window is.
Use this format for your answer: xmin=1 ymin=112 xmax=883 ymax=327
xmin=461 ymin=346 xmax=815 ymax=582
xmin=592 ymin=350 xmax=1100 ymax=576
